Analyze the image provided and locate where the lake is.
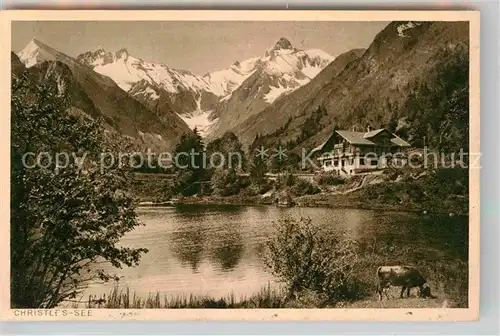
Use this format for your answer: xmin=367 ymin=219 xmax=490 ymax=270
xmin=86 ymin=204 xmax=468 ymax=299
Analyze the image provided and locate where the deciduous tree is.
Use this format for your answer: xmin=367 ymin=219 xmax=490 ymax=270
xmin=11 ymin=72 xmax=147 ymax=308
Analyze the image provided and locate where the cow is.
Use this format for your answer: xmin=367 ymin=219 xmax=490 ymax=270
xmin=376 ymin=266 xmax=433 ymax=300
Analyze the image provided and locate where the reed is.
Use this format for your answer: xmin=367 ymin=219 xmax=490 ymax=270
xmin=87 ymin=283 xmax=286 ymax=309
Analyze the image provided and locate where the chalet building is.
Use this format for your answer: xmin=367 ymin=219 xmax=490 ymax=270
xmin=311 ymin=128 xmax=411 ymax=177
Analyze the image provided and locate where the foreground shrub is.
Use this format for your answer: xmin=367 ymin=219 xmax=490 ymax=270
xmin=265 ymin=216 xmax=363 ymax=303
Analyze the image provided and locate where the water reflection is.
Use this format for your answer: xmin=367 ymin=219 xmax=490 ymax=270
xmin=209 ymin=222 xmax=244 ymax=272
xmin=169 ymin=205 xmax=248 ymax=273
xmin=175 ymin=203 xmax=247 ymax=215
xmin=171 ymin=222 xmax=207 ymax=272
xmin=86 ymin=205 xmax=467 ymax=299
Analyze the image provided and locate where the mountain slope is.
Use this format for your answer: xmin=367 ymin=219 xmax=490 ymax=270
xmin=11 ymin=52 xmax=26 ymax=74
xmin=208 ymin=38 xmax=334 ymax=139
xmin=236 ymin=21 xmax=469 ymax=152
xmin=234 ymin=48 xmax=366 ymax=147
xmin=201 ymin=57 xmax=262 ymax=96
xmin=16 ymin=39 xmax=191 ymax=151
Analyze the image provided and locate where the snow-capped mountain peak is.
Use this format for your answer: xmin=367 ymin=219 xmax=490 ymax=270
xmin=208 ymin=38 xmax=335 ymax=138
xmin=115 ymin=48 xmax=129 ymax=58
xmin=17 ymin=39 xmax=40 ymax=65
xmin=201 ymin=57 xmax=261 ymax=96
xmin=18 ymin=38 xmax=58 ymax=68
xmin=77 ymin=48 xmax=113 ymax=67
xmin=260 ymin=38 xmax=335 ymax=79
xmin=273 ymin=37 xmax=294 ymax=51
xmin=203 ymin=38 xmax=334 ymax=99
xmin=76 ymin=47 xmax=216 ymax=94
xmin=265 ymin=38 xmax=298 ymax=58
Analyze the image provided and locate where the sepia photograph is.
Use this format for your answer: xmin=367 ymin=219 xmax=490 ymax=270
xmin=1 ymin=10 xmax=479 ymax=321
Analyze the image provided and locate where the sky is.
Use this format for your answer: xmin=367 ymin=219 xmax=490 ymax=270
xmin=12 ymin=21 xmax=389 ymax=75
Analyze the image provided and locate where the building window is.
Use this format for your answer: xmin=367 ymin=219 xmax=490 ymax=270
xmin=359 ymin=158 xmax=365 ymax=166
xmin=334 ymin=160 xmax=338 ymax=167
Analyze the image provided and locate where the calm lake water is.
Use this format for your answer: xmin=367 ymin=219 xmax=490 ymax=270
xmin=86 ymin=205 xmax=468 ymax=299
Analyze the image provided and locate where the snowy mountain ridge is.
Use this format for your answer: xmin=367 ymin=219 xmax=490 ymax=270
xmin=207 ymin=38 xmax=335 ymax=138
xmin=17 ymin=37 xmax=334 ymax=137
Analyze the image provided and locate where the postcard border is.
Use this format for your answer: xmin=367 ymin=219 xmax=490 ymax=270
xmin=0 ymin=9 xmax=480 ymax=322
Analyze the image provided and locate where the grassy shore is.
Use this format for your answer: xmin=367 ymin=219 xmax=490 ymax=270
xmin=85 ymin=282 xmax=461 ymax=309
xmin=138 ymin=191 xmax=465 ymax=216
xmin=134 ymin=168 xmax=468 ymax=216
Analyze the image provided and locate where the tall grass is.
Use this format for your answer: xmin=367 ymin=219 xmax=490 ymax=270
xmin=86 ymin=283 xmax=286 ymax=309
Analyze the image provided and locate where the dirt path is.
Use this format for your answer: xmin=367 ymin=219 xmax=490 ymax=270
xmin=328 ymin=175 xmax=370 ymax=195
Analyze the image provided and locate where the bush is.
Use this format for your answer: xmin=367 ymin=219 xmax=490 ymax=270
xmin=315 ymin=173 xmax=345 ymax=186
xmin=426 ymin=167 xmax=468 ymax=196
xmin=211 ymin=169 xmax=251 ymax=197
xmin=265 ymin=216 xmax=363 ymax=303
xmin=290 ymin=179 xmax=320 ymax=197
